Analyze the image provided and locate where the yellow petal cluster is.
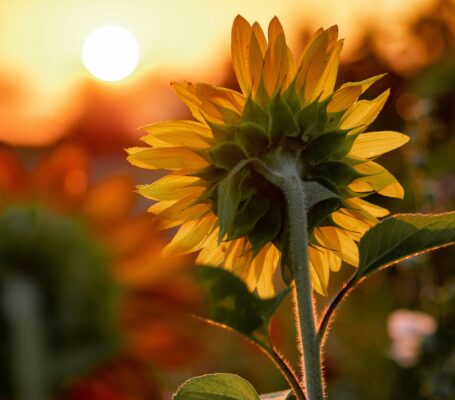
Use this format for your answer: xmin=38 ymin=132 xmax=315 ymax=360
xmin=127 ymin=16 xmax=409 ymax=297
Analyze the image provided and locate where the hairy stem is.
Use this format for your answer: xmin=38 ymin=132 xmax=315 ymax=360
xmin=280 ymin=174 xmax=325 ymax=400
xmin=254 ymin=339 xmax=307 ymax=400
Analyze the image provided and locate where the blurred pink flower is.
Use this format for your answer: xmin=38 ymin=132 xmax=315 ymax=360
xmin=387 ymin=309 xmax=437 ymax=367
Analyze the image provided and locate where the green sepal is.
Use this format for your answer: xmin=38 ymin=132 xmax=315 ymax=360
xmin=236 ymin=122 xmax=270 ymax=157
xmin=325 ymin=110 xmax=344 ymax=130
xmin=206 ymin=120 xmax=237 ymax=141
xmin=297 ymin=98 xmax=330 ymax=141
xmin=196 ymin=266 xmax=290 ymax=340
xmin=307 ymin=197 xmax=343 ymax=232
xmin=331 ymin=132 xmax=359 ymax=159
xmin=173 ymin=373 xmax=260 ymax=400
xmin=217 ymin=162 xmax=251 ymax=241
xmin=249 ymin=205 xmax=282 ymax=251
xmin=242 ymin=95 xmax=269 ymax=128
xmin=191 ymin=165 xmax=226 ymax=183
xmin=267 ymin=93 xmax=299 ymax=141
xmin=282 ymin=80 xmax=301 ymax=113
xmin=310 ymin=161 xmax=363 ymax=186
xmin=228 ymin=195 xmax=270 ymax=241
xmin=304 ymin=129 xmax=347 ymax=163
xmin=209 ymin=142 xmax=246 ymax=170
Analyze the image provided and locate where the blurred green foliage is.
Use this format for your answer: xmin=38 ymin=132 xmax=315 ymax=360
xmin=0 ymin=205 xmax=119 ymax=398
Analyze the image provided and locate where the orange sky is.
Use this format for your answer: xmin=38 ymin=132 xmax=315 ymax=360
xmin=0 ymin=0 xmax=434 ymax=146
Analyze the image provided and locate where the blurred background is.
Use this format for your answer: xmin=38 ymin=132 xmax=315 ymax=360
xmin=0 ymin=0 xmax=454 ymax=399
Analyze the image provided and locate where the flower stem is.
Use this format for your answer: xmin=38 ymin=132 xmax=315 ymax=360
xmin=252 ymin=154 xmax=325 ymax=399
xmin=253 ymin=339 xmax=307 ymax=400
xmin=280 ymin=174 xmax=324 ymax=400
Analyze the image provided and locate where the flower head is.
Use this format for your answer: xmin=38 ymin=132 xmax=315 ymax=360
xmin=128 ymin=16 xmax=409 ymax=296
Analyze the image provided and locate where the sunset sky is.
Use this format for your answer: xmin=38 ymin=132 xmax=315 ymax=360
xmin=0 ymin=0 xmax=434 ymax=146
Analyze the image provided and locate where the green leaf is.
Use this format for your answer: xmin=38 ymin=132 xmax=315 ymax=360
xmin=217 ymin=160 xmax=251 ymax=241
xmin=173 ymin=373 xmax=260 ymax=400
xmin=196 ymin=266 xmax=290 ymax=339
xmin=357 ymin=212 xmax=455 ymax=278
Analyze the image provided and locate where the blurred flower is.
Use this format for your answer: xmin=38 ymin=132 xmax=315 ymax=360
xmin=387 ymin=309 xmax=437 ymax=367
xmin=0 ymin=144 xmax=200 ymax=398
xmin=128 ymin=16 xmax=409 ymax=296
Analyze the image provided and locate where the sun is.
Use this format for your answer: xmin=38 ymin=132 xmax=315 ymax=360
xmin=82 ymin=25 xmax=140 ymax=82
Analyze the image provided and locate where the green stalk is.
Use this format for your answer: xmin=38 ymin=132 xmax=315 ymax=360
xmin=253 ymin=155 xmax=325 ymax=400
xmin=280 ymin=173 xmax=324 ymax=400
xmin=253 ymin=339 xmax=307 ymax=400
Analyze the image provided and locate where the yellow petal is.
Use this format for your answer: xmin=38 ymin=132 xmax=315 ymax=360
xmin=314 ymin=226 xmax=359 ymax=267
xmin=252 ymin=22 xmax=267 ymax=56
xmin=349 ymin=131 xmax=410 ymax=158
xmin=353 ymin=161 xmax=404 ymax=198
xmin=268 ymin=16 xmax=285 ymax=45
xmin=151 ymin=196 xmax=210 ymax=229
xmin=249 ymin=29 xmax=265 ymax=95
xmin=173 ymin=82 xmax=244 ymax=124
xmin=311 ymin=39 xmax=344 ymax=101
xmin=140 ymin=120 xmax=212 ymax=148
xmin=252 ymin=244 xmax=280 ymax=298
xmin=295 ymin=28 xmax=326 ymax=92
xmin=137 ymin=174 xmax=202 ymax=201
xmin=196 ymin=229 xmax=225 ymax=265
xmin=340 ymin=89 xmax=390 ymax=132
xmin=224 ymin=238 xmax=249 ymax=272
xmin=127 ymin=147 xmax=209 ymax=172
xmin=231 ymin=15 xmax=252 ymax=94
xmin=328 ymin=73 xmax=387 ymax=113
xmin=308 ymin=245 xmax=330 ymax=295
xmin=268 ymin=19 xmax=295 ymax=89
xmin=296 ymin=26 xmax=338 ymax=101
xmin=345 ymin=198 xmax=390 ymax=218
xmin=332 ymin=209 xmax=371 ymax=241
xmin=263 ymin=34 xmax=288 ymax=96
xmin=258 ymin=245 xmax=280 ymax=297
xmin=349 ymin=180 xmax=374 ymax=193
xmin=162 ymin=214 xmax=216 ymax=256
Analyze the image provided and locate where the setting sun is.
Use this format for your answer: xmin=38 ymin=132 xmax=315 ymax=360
xmin=82 ymin=25 xmax=140 ymax=82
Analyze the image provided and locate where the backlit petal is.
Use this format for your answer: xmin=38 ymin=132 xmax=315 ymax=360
xmin=232 ymin=15 xmax=252 ymax=94
xmin=162 ymin=214 xmax=216 ymax=256
xmin=140 ymin=120 xmax=212 ymax=148
xmin=137 ymin=175 xmax=202 ymax=201
xmin=314 ymin=226 xmax=359 ymax=266
xmin=127 ymin=147 xmax=209 ymax=172
xmin=349 ymin=131 xmax=410 ymax=158
xmin=328 ymin=74 xmax=386 ymax=112
xmin=353 ymin=161 xmax=404 ymax=198
xmin=340 ymin=89 xmax=390 ymax=132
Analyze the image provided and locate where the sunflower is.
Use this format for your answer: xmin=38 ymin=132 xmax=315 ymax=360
xmin=128 ymin=16 xmax=409 ymax=297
